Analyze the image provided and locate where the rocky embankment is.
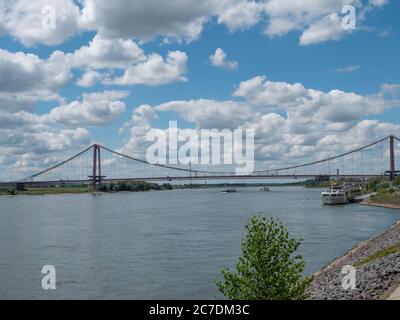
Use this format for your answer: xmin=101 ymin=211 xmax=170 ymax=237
xmin=308 ymin=221 xmax=400 ymax=300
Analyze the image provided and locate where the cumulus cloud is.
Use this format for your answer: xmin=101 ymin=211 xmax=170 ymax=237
xmin=76 ymin=70 xmax=104 ymax=87
xmin=47 ymin=91 xmax=129 ymax=126
xmin=216 ymin=0 xmax=264 ymax=31
xmin=68 ymin=34 xmax=145 ymax=69
xmin=155 ymin=99 xmax=253 ymax=129
xmin=262 ymin=0 xmax=385 ymax=45
xmin=0 ymin=33 xmax=187 ymax=177
xmin=105 ymin=51 xmax=188 ymax=86
xmin=0 ymin=49 xmax=70 ymax=112
xmin=233 ymin=76 xmax=398 ymax=124
xmin=2 ymin=0 xmax=80 ymax=46
xmin=78 ymin=0 xmax=211 ymax=42
xmin=119 ymin=105 xmax=160 ymax=158
xmin=53 ymin=35 xmax=189 ymax=88
xmin=0 ymin=1 xmax=6 ymax=35
xmin=299 ymin=13 xmax=349 ymax=45
xmin=209 ymin=48 xmax=238 ymax=71
xmin=0 ymin=110 xmax=91 ymax=180
xmin=78 ymin=0 xmax=261 ymax=42
xmin=233 ymin=76 xmax=308 ymax=108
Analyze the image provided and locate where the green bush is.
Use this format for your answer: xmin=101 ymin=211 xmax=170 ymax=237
xmin=98 ymin=181 xmax=167 ymax=192
xmin=217 ymin=216 xmax=311 ymax=300
xmin=367 ymin=178 xmax=385 ymax=192
xmin=379 ymin=182 xmax=390 ymax=189
xmin=161 ymin=183 xmax=173 ymax=190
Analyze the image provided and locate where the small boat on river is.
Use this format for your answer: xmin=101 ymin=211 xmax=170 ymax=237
xmin=221 ymin=189 xmax=238 ymax=193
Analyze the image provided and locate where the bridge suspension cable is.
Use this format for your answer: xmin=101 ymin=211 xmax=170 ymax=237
xmin=20 ymin=135 xmax=399 ymax=184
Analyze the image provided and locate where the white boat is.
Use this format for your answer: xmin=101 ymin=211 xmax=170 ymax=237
xmin=322 ymin=186 xmax=349 ymax=205
xmin=221 ymin=189 xmax=237 ymax=193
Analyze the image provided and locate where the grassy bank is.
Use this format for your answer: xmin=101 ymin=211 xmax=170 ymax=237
xmin=355 ymin=242 xmax=400 ymax=268
xmin=0 ymin=186 xmax=91 ymax=196
xmin=361 ymin=177 xmax=400 ymax=208
xmin=368 ymin=191 xmax=400 ymax=205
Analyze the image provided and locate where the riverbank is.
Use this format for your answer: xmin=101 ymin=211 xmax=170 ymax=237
xmin=361 ymin=201 xmax=400 ymax=210
xmin=0 ymin=182 xmax=303 ymax=196
xmin=361 ymin=191 xmax=400 ymax=209
xmin=0 ymin=187 xmax=91 ymax=196
xmin=308 ymin=219 xmax=400 ymax=300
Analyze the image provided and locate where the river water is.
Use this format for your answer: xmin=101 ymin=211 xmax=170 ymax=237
xmin=0 ymin=187 xmax=399 ymax=299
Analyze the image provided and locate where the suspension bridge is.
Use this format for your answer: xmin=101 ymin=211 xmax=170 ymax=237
xmin=1 ymin=135 xmax=399 ymax=190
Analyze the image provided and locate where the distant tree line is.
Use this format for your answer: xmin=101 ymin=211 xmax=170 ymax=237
xmin=98 ymin=181 xmax=173 ymax=192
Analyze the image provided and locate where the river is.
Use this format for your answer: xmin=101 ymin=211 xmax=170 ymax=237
xmin=0 ymin=187 xmax=399 ymax=299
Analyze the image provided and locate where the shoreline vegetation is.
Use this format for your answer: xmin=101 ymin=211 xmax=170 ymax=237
xmin=0 ymin=180 xmax=307 ymax=196
xmin=360 ymin=177 xmax=400 ymax=209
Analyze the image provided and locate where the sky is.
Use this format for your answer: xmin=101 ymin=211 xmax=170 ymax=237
xmin=0 ymin=0 xmax=400 ymax=181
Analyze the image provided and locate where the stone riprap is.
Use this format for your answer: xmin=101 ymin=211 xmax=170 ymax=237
xmin=308 ymin=221 xmax=400 ymax=300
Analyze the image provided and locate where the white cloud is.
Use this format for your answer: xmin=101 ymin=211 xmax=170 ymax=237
xmin=52 ymin=35 xmax=189 ymax=88
xmin=216 ymin=0 xmax=264 ymax=31
xmin=233 ymin=76 xmax=399 ymax=124
xmin=0 ymin=1 xmax=6 ymax=35
xmin=0 ymin=49 xmax=70 ymax=112
xmin=0 ymin=49 xmax=68 ymax=93
xmin=119 ymin=105 xmax=160 ymax=157
xmin=155 ymin=99 xmax=254 ymax=129
xmin=76 ymin=70 xmax=104 ymax=87
xmin=105 ymin=51 xmax=188 ymax=86
xmin=299 ymin=13 xmax=349 ymax=45
xmin=233 ymin=76 xmax=308 ymax=108
xmin=68 ymin=34 xmax=145 ymax=69
xmin=332 ymin=65 xmax=360 ymax=73
xmin=2 ymin=0 xmax=80 ymax=46
xmin=264 ymin=0 xmax=361 ymax=45
xmin=209 ymin=48 xmax=238 ymax=71
xmin=0 ymin=110 xmax=91 ymax=180
xmin=370 ymin=0 xmax=388 ymax=7
xmin=131 ymin=104 xmax=159 ymax=126
xmin=78 ymin=0 xmax=214 ymax=42
xmin=47 ymin=91 xmax=129 ymax=126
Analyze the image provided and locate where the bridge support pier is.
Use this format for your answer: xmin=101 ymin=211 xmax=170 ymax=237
xmin=390 ymin=135 xmax=395 ymax=181
xmin=90 ymin=144 xmax=103 ymax=190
